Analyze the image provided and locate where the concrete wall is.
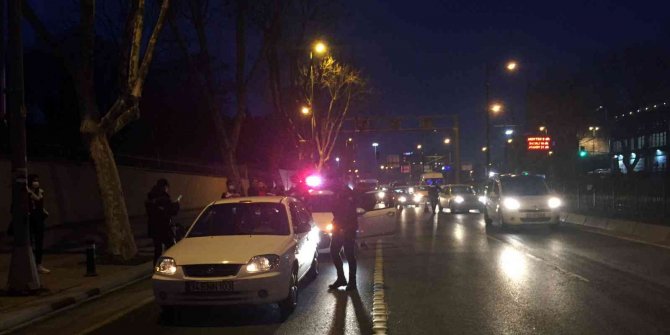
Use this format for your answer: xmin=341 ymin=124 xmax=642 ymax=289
xmin=0 ymin=159 xmax=229 ymax=230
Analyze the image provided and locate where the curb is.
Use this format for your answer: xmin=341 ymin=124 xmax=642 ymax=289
xmin=562 ymin=212 xmax=670 ymax=247
xmin=0 ymin=261 xmax=153 ymax=334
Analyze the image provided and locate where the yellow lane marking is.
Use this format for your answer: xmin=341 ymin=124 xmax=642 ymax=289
xmin=372 ymin=240 xmax=388 ymax=334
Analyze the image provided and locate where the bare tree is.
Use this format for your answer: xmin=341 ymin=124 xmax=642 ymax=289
xmin=23 ymin=0 xmax=171 ymax=260
xmin=298 ymin=56 xmax=365 ymax=170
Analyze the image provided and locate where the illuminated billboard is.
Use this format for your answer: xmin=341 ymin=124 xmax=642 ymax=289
xmin=527 ymin=136 xmax=551 ymax=151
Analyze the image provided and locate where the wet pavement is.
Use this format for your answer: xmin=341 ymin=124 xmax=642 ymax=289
xmin=15 ymin=208 xmax=670 ymax=334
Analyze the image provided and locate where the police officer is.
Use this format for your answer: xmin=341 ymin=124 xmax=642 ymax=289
xmin=145 ymin=179 xmax=180 ymax=265
xmin=428 ymin=185 xmax=440 ymax=213
xmin=329 ymin=176 xmax=359 ymax=291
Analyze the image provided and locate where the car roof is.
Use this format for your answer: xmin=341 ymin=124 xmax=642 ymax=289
xmin=212 ymin=196 xmax=287 ymax=205
xmin=308 ymin=189 xmax=335 ymax=196
xmin=446 ymin=184 xmax=472 ymax=187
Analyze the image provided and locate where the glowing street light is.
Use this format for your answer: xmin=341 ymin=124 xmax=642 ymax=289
xmin=444 ymin=138 xmax=451 ymax=144
xmin=505 ymin=129 xmax=514 ymax=136
xmin=348 ymin=137 xmax=353 ymax=142
xmin=335 ymin=157 xmax=340 ymax=162
xmin=417 ymin=144 xmax=423 ymax=150
xmin=539 ymin=126 xmax=546 ymax=132
xmin=490 ymin=103 xmax=503 ymax=113
xmin=313 ymin=41 xmax=327 ymax=55
xmin=301 ymin=106 xmax=311 ymax=115
xmin=482 ymin=147 xmax=488 ymax=152
xmin=506 ymin=61 xmax=518 ymax=71
xmin=507 ymin=138 xmax=513 ymax=144
xmin=372 ymin=142 xmax=379 ymax=147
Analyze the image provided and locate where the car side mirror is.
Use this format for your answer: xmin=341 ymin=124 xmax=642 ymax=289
xmin=356 ymin=208 xmax=366 ymax=216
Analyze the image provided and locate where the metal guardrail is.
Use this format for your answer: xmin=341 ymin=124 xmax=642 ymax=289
xmin=553 ymin=176 xmax=670 ymax=226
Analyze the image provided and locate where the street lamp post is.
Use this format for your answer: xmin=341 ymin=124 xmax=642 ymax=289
xmin=372 ymin=142 xmax=379 ymax=164
xmin=484 ymin=61 xmax=517 ymax=177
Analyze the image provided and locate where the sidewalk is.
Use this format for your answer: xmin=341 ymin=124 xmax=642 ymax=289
xmin=0 ymin=210 xmax=200 ymax=333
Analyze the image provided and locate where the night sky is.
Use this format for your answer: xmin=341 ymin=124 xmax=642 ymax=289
xmin=22 ymin=0 xmax=670 ymax=174
xmin=340 ymin=0 xmax=670 ymax=171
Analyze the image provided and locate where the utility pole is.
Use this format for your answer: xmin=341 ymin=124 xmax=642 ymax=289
xmin=453 ymin=115 xmax=461 ymax=184
xmin=484 ymin=64 xmax=491 ymax=178
xmin=7 ymin=0 xmax=41 ymax=293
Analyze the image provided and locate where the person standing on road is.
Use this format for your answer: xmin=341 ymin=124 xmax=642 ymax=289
xmin=428 ymin=185 xmax=440 ymax=214
xmin=329 ymin=177 xmax=359 ymax=291
xmin=27 ymin=174 xmax=50 ymax=274
xmin=146 ymin=179 xmax=180 ymax=265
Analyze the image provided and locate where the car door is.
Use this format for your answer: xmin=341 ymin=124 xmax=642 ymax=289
xmin=356 ymin=192 xmax=397 ymax=239
xmin=289 ymin=202 xmax=311 ymax=279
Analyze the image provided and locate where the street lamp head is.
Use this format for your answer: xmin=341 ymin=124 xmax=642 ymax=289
xmin=372 ymin=142 xmax=379 ymax=147
xmin=539 ymin=126 xmax=546 ymax=132
xmin=313 ymin=41 xmax=327 ymax=55
xmin=589 ymin=126 xmax=594 ymax=131
xmin=444 ymin=138 xmax=451 ymax=144
xmin=506 ymin=61 xmax=518 ymax=71
xmin=507 ymin=138 xmax=513 ymax=144
xmin=348 ymin=137 xmax=353 ymax=142
xmin=417 ymin=144 xmax=422 ymax=150
xmin=490 ymin=103 xmax=503 ymax=113
xmin=595 ymin=126 xmax=600 ymax=131
xmin=335 ymin=157 xmax=340 ymax=162
xmin=481 ymin=147 xmax=488 ymax=152
xmin=301 ymin=106 xmax=311 ymax=115
xmin=505 ymin=129 xmax=514 ymax=136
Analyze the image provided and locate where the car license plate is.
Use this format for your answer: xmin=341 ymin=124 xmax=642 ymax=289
xmin=525 ymin=212 xmax=548 ymax=218
xmin=185 ymin=281 xmax=234 ymax=292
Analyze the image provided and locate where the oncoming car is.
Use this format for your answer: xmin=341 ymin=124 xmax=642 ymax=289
xmin=483 ymin=175 xmax=563 ymax=230
xmin=438 ymin=184 xmax=481 ymax=213
xmin=152 ymin=197 xmax=319 ymax=320
xmin=393 ymin=187 xmax=424 ymax=208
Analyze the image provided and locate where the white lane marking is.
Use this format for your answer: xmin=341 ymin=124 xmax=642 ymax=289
xmin=487 ymin=235 xmax=590 ymax=283
xmin=372 ymin=240 xmax=388 ymax=334
xmin=75 ymin=295 xmax=154 ymax=335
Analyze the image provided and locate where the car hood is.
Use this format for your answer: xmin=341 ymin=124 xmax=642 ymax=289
xmin=510 ymin=195 xmax=553 ymax=210
xmin=312 ymin=212 xmax=334 ymax=231
xmin=164 ymin=235 xmax=294 ymax=265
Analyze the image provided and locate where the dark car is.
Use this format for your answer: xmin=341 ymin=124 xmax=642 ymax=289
xmin=438 ymin=184 xmax=482 ymax=214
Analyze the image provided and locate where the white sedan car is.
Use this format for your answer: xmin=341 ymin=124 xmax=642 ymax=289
xmin=483 ymin=175 xmax=563 ymax=230
xmin=153 ymin=196 xmax=319 ymax=320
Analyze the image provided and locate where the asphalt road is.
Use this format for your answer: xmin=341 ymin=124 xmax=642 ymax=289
xmin=15 ymin=207 xmax=670 ymax=334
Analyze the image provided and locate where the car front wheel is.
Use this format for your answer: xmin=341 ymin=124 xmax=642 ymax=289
xmin=279 ymin=270 xmax=298 ymax=320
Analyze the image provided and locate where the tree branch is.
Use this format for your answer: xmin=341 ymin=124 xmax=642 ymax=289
xmin=133 ymin=0 xmax=170 ymax=97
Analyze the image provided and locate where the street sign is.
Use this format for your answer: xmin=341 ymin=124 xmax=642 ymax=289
xmin=527 ymin=136 xmax=551 ymax=151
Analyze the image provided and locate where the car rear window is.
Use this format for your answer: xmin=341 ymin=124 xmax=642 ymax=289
xmin=188 ymin=203 xmax=290 ymax=237
xmin=500 ymin=176 xmax=549 ymax=196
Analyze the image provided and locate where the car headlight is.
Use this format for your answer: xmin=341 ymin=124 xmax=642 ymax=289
xmin=377 ymin=191 xmax=386 ymax=199
xmin=245 ymin=255 xmax=280 ymax=273
xmin=413 ymin=194 xmax=423 ymax=203
xmin=408 ymin=187 xmax=414 ymax=194
xmin=326 ymin=223 xmax=334 ymax=233
xmin=503 ymin=197 xmax=521 ymax=210
xmin=454 ymin=196 xmax=464 ymax=204
xmin=398 ymin=196 xmax=407 ymax=203
xmin=478 ymin=196 xmax=487 ymax=204
xmin=155 ymin=257 xmax=177 ymax=275
xmin=548 ymin=197 xmax=562 ymax=209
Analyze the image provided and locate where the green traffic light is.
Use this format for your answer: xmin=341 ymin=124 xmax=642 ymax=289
xmin=579 ymin=150 xmax=588 ymax=158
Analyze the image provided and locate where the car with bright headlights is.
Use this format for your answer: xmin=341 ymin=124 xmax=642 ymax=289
xmin=393 ymin=187 xmax=424 ymax=208
xmin=483 ymin=175 xmax=562 ymax=229
xmin=438 ymin=184 xmax=481 ymax=213
xmin=152 ymin=197 xmax=319 ymax=320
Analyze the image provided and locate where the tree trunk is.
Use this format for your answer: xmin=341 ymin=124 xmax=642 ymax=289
xmin=88 ymin=132 xmax=137 ymax=259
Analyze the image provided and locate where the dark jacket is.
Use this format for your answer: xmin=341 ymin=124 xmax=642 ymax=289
xmin=332 ymin=187 xmax=358 ymax=232
xmin=428 ymin=186 xmax=439 ymax=200
xmin=145 ymin=186 xmax=180 ymax=239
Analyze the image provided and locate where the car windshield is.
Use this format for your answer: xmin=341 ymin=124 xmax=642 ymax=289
xmin=424 ymin=178 xmax=443 ymax=186
xmin=307 ymin=194 xmax=335 ymax=212
xmin=187 ymin=203 xmax=290 ymax=237
xmin=500 ymin=176 xmax=549 ymax=196
xmin=451 ymin=186 xmax=474 ymax=195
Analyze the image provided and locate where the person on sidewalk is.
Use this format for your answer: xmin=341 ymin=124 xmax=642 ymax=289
xmin=146 ymin=179 xmax=180 ymax=265
xmin=247 ymin=179 xmax=260 ymax=196
xmin=328 ymin=176 xmax=359 ymax=291
xmin=221 ymin=180 xmax=241 ymax=199
xmin=27 ymin=174 xmax=50 ymax=274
